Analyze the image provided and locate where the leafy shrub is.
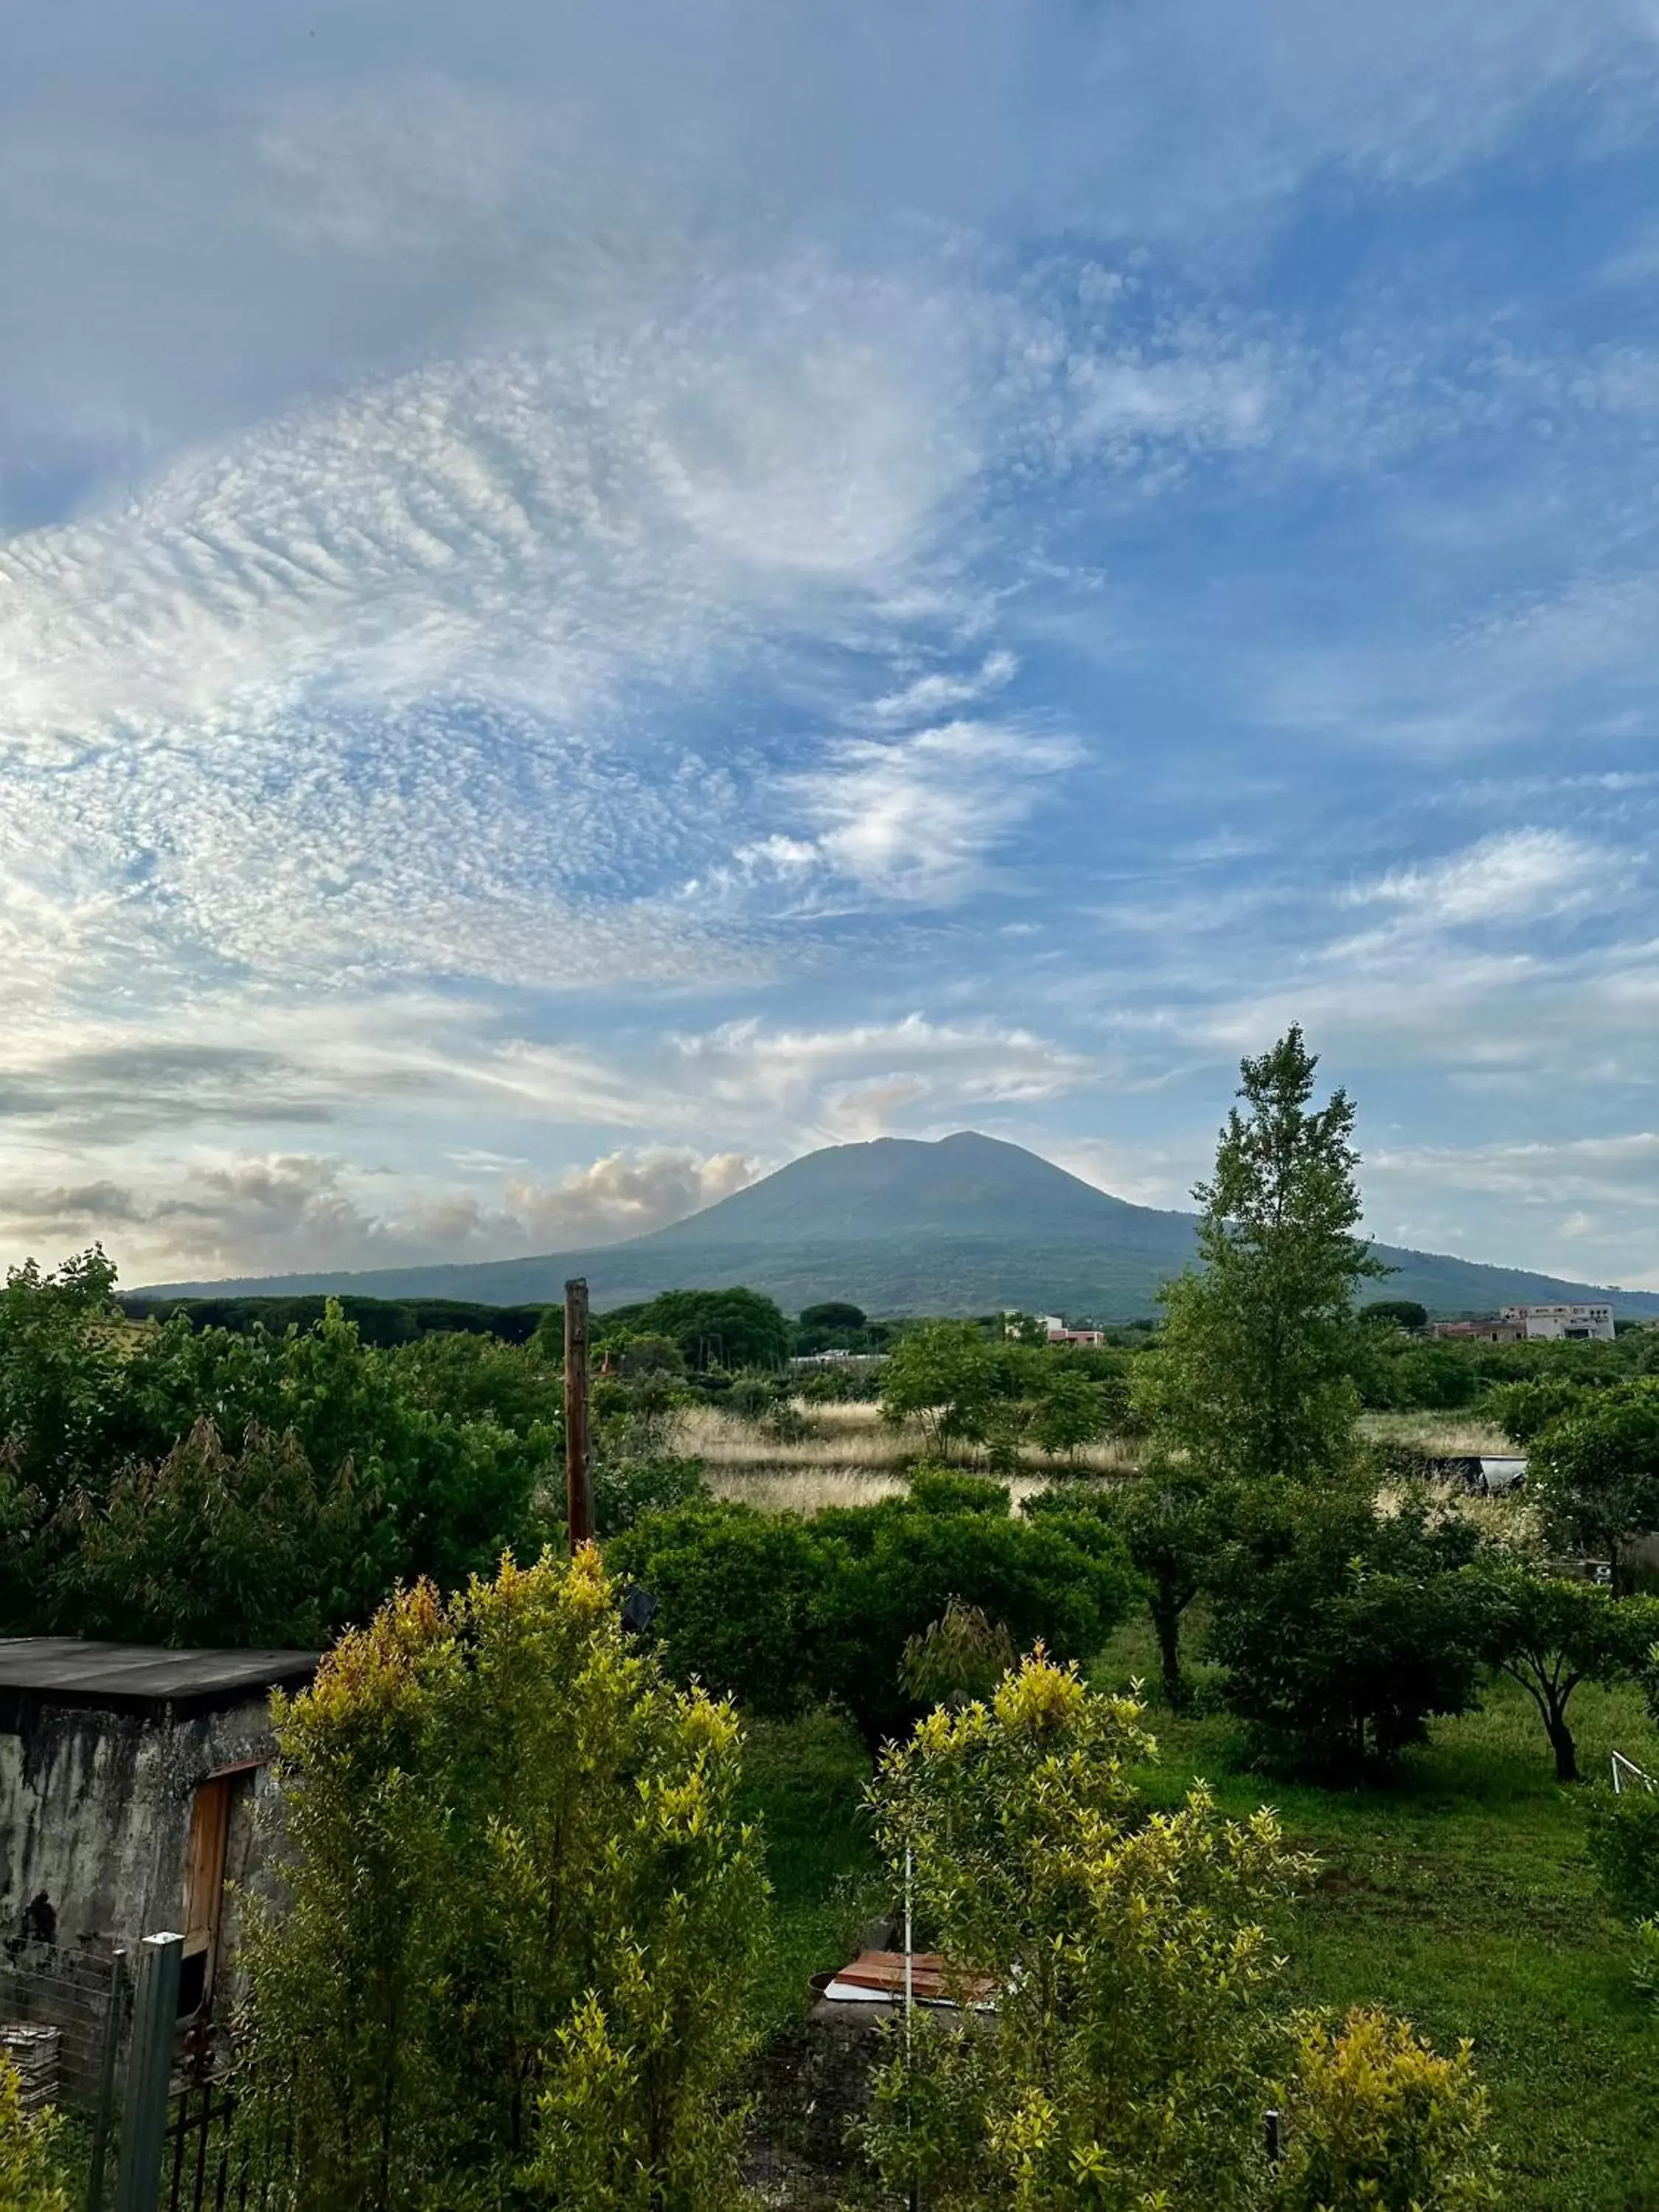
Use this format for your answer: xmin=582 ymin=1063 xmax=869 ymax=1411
xmin=900 ymin=1599 xmax=1017 ymax=1708
xmin=725 ymin=1373 xmax=778 ymax=1422
xmin=605 ymin=1501 xmax=832 ymax=1719
xmin=811 ymin=1487 xmax=1138 ymax=1742
xmin=67 ymin=1419 xmax=378 ymax=1649
xmin=905 ymin=1467 xmax=1011 ymax=1515
xmin=0 ymin=2053 xmax=69 ymax=2212
xmin=591 ymin=1453 xmax=706 ymax=1538
xmin=237 ymin=1551 xmax=765 ymax=2212
xmin=1481 ymin=1375 xmax=1592 ymax=1446
xmin=1585 ymin=1785 xmax=1659 ymax=1923
xmin=611 ymin=1481 xmax=1137 ymax=1742
xmin=863 ymin=1654 xmax=1314 ymax=2211
xmin=1274 ymin=2008 xmax=1500 ymax=2211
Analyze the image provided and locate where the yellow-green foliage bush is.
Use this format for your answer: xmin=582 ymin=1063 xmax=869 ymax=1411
xmin=0 ymin=2056 xmax=68 ymax=2212
xmin=863 ymin=1651 xmax=1315 ymax=2211
xmin=236 ymin=1548 xmax=768 ymax=2212
xmin=1276 ymin=2007 xmax=1500 ymax=2211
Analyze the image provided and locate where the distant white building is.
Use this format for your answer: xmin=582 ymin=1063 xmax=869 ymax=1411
xmin=1499 ymin=1302 xmax=1615 ymax=1343
xmin=1003 ymin=1312 xmax=1107 ymax=1347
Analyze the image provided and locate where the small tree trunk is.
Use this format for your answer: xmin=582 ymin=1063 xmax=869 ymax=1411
xmin=1548 ymin=1707 xmax=1579 ymax=1784
xmin=1151 ymin=1596 xmax=1187 ymax=1712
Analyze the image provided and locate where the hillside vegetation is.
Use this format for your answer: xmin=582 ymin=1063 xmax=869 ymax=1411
xmin=133 ymin=1130 xmax=1659 ymax=1323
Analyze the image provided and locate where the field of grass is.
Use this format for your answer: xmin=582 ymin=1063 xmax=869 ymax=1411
xmin=686 ymin=1399 xmax=1141 ymax=1515
xmin=689 ymin=1402 xmax=1523 ymax=1518
xmin=1360 ymin=1411 xmax=1515 ymax=1455
xmin=737 ymin=1618 xmax=1659 ymax=2211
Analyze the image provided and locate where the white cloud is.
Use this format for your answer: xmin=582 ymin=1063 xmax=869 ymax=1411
xmin=501 ymin=1147 xmax=757 ymax=1246
xmin=668 ymin=1013 xmax=1096 ymax=1131
xmin=1344 ymin=830 xmax=1607 ymax=928
xmin=788 ymin=720 xmax=1081 ymax=902
xmin=872 ymin=651 xmax=1018 ymax=726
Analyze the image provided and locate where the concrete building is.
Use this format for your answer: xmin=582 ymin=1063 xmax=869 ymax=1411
xmin=1427 ymin=1318 xmax=1527 ymax=1343
xmin=0 ymin=1641 xmax=316 ymax=2028
xmin=1499 ymin=1302 xmax=1615 ymax=1343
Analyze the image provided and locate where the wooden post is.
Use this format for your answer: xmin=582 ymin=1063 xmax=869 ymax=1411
xmin=114 ymin=1933 xmax=181 ymax=2212
xmin=565 ymin=1277 xmax=592 ymax=1549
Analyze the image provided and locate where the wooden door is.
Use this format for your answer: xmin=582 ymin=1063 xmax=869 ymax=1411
xmin=178 ymin=1777 xmax=232 ymax=2017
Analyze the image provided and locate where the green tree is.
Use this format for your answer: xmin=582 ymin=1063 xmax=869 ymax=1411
xmin=1033 ymin=1464 xmax=1234 ymax=1710
xmin=1207 ymin=1479 xmax=1486 ymax=1769
xmin=605 ymin=1500 xmax=832 ymax=1719
xmin=1138 ymin=1027 xmax=1383 ymax=1485
xmin=119 ymin=1304 xmax=548 ymax=1599
xmin=1526 ymin=1382 xmax=1659 ymax=1594
xmin=799 ymin=1301 xmax=866 ymax=1333
xmin=236 ymin=1550 xmax=767 ymax=2212
xmin=0 ymin=1245 xmax=125 ymax=1500
xmin=0 ymin=2056 xmax=68 ymax=2212
xmin=615 ymin=1288 xmax=791 ymax=1373
xmin=863 ymin=1652 xmax=1314 ymax=2211
xmin=1358 ymin=1299 xmax=1429 ymax=1334
xmin=1273 ymin=2008 xmax=1500 ymax=2211
xmin=880 ymin=1320 xmax=1001 ymax=1450
xmin=795 ymin=1301 xmax=868 ymax=1353
xmin=0 ymin=1247 xmax=129 ymax=1623
xmin=1467 ymin=1560 xmax=1659 ymax=1782
xmin=1025 ymin=1367 xmax=1110 ymax=1461
xmin=66 ymin=1420 xmax=376 ymax=1649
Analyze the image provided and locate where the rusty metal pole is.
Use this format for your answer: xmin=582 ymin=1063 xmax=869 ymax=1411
xmin=564 ymin=1277 xmax=592 ymax=1549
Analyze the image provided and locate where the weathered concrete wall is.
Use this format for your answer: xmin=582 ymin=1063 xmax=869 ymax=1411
xmin=0 ymin=1695 xmax=279 ymax=1952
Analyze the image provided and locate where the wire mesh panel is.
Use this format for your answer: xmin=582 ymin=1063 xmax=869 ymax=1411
xmin=0 ymin=1943 xmax=126 ymax=2109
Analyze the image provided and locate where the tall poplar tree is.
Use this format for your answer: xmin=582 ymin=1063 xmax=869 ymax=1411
xmin=1138 ymin=1026 xmax=1382 ymax=1486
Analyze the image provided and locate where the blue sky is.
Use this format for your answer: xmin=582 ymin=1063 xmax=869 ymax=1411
xmin=7 ymin=0 xmax=1659 ymax=1287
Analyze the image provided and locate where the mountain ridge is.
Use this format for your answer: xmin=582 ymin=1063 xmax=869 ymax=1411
xmin=135 ymin=1130 xmax=1659 ymax=1320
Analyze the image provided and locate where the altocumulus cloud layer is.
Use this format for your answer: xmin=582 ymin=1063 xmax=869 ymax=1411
xmin=9 ymin=0 xmax=1659 ymax=1284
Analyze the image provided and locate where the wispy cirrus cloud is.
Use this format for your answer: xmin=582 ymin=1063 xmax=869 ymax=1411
xmin=10 ymin=0 xmax=1659 ymax=1297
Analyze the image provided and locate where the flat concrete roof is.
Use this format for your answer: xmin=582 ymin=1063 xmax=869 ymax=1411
xmin=0 ymin=1638 xmax=319 ymax=1714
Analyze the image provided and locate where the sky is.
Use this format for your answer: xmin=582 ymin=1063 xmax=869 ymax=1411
xmin=7 ymin=1 xmax=1659 ymax=1290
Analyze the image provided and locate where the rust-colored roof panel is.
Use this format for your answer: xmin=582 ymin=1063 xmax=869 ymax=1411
xmin=822 ymin=1950 xmax=995 ymax=2007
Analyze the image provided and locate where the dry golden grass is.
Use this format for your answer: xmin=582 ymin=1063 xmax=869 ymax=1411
xmin=1359 ymin=1411 xmax=1514 ymax=1455
xmin=679 ymin=1399 xmax=1140 ymax=1472
xmin=706 ymin=1466 xmax=1071 ymax=1516
xmin=684 ymin=1404 xmax=1522 ymax=1520
xmin=678 ymin=1400 xmax=918 ymax=1470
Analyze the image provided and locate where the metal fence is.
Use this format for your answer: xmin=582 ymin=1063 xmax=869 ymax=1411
xmin=0 ymin=1941 xmax=128 ymax=2110
xmin=160 ymin=2071 xmax=291 ymax=2212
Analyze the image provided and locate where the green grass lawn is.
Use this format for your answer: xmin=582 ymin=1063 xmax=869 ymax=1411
xmin=734 ymin=1705 xmax=886 ymax=2037
xmin=737 ymin=1623 xmax=1659 ymax=2210
xmin=1096 ymin=1613 xmax=1659 ymax=2212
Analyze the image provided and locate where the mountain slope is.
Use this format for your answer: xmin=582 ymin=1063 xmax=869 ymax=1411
xmin=135 ymin=1130 xmax=1659 ymax=1321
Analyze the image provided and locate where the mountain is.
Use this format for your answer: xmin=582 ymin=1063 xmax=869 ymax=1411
xmin=134 ymin=1130 xmax=1659 ymax=1322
